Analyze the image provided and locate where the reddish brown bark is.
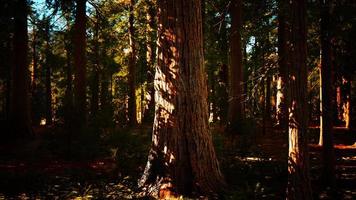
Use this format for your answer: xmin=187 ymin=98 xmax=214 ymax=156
xmin=286 ymin=0 xmax=313 ymax=199
xmin=228 ymin=0 xmax=244 ymax=126
xmin=139 ymin=0 xmax=225 ymax=198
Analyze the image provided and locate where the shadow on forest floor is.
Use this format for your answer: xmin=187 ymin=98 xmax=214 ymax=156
xmin=0 ymin=124 xmax=355 ymax=199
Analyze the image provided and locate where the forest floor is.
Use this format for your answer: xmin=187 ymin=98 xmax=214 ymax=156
xmin=0 ymin=124 xmax=355 ymax=199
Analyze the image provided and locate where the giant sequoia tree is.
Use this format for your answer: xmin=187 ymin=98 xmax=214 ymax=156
xmin=139 ymin=0 xmax=225 ymax=198
xmin=286 ymin=0 xmax=313 ymax=199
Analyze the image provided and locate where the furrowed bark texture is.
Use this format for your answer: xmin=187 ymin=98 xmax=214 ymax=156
xmin=139 ymin=0 xmax=225 ymax=198
xmin=286 ymin=0 xmax=313 ymax=199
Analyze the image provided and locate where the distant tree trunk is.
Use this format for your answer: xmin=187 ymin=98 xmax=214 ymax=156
xmin=31 ymin=30 xmax=41 ymax=125
xmin=319 ymin=0 xmax=336 ymax=190
xmin=209 ymin=69 xmax=217 ymax=122
xmin=218 ymin=18 xmax=229 ymax=123
xmin=91 ymin=15 xmax=100 ymax=120
xmin=73 ymin=0 xmax=87 ymax=127
xmin=286 ymin=0 xmax=313 ymax=199
xmin=139 ymin=0 xmax=225 ymax=198
xmin=263 ymin=75 xmax=271 ymax=135
xmin=228 ymin=0 xmax=244 ymax=127
xmin=128 ymin=0 xmax=137 ymax=126
xmin=261 ymin=78 xmax=266 ymax=135
xmin=100 ymin=74 xmax=109 ymax=111
xmin=143 ymin=0 xmax=156 ymax=123
xmin=64 ymin=40 xmax=73 ymax=126
xmin=44 ymin=21 xmax=52 ymax=125
xmin=31 ymin=32 xmax=38 ymax=94
xmin=266 ymin=76 xmax=271 ymax=121
xmin=63 ymin=13 xmax=73 ymax=127
xmin=343 ymin=76 xmax=351 ymax=129
xmin=276 ymin=0 xmax=289 ymax=129
xmin=91 ymin=70 xmax=99 ymax=119
xmin=10 ymin=0 xmax=32 ymax=137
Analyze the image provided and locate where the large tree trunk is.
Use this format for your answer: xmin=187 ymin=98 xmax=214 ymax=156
xmin=128 ymin=0 xmax=137 ymax=126
xmin=10 ymin=0 xmax=32 ymax=138
xmin=73 ymin=0 xmax=87 ymax=127
xmin=286 ymin=0 xmax=313 ymax=199
xmin=228 ymin=0 xmax=244 ymax=127
xmin=139 ymin=0 xmax=225 ymax=198
xmin=276 ymin=0 xmax=289 ymax=130
xmin=319 ymin=0 xmax=336 ymax=190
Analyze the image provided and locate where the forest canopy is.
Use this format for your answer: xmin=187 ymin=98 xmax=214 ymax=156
xmin=0 ymin=0 xmax=355 ymax=199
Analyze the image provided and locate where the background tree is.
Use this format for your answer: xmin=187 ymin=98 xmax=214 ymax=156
xmin=9 ymin=0 xmax=32 ymax=138
xmin=319 ymin=0 xmax=336 ymax=191
xmin=127 ymin=0 xmax=137 ymax=126
xmin=73 ymin=0 xmax=87 ymax=128
xmin=276 ymin=0 xmax=289 ymax=130
xmin=228 ymin=0 xmax=244 ymax=128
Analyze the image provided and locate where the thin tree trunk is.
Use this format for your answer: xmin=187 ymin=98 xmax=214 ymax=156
xmin=276 ymin=0 xmax=289 ymax=130
xmin=31 ymin=30 xmax=41 ymax=125
xmin=45 ymin=21 xmax=52 ymax=125
xmin=286 ymin=0 xmax=313 ymax=199
xmin=128 ymin=0 xmax=137 ymax=126
xmin=343 ymin=76 xmax=351 ymax=129
xmin=319 ymin=0 xmax=336 ymax=190
xmin=91 ymin=15 xmax=100 ymax=120
xmin=31 ymin=32 xmax=38 ymax=94
xmin=73 ymin=0 xmax=87 ymax=127
xmin=63 ymin=13 xmax=73 ymax=128
xmin=64 ymin=41 xmax=73 ymax=127
xmin=139 ymin=0 xmax=225 ymax=198
xmin=228 ymin=0 xmax=244 ymax=127
xmin=266 ymin=75 xmax=271 ymax=121
xmin=10 ymin=0 xmax=32 ymax=138
xmin=263 ymin=75 xmax=271 ymax=135
xmin=143 ymin=0 xmax=156 ymax=123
